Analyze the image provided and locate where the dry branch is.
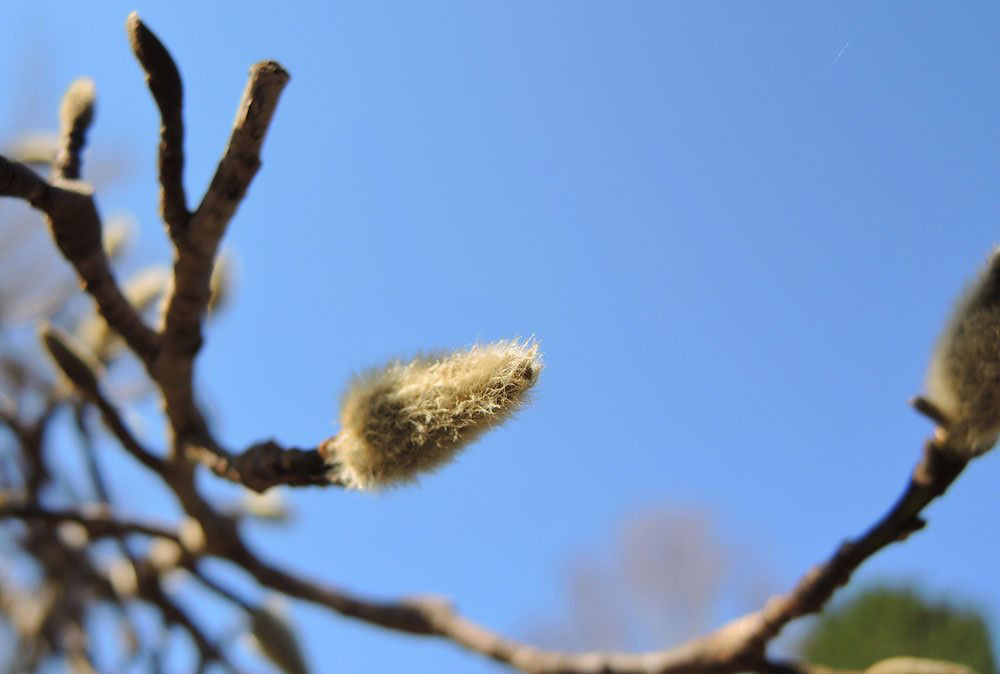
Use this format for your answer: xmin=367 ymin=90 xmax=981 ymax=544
xmin=126 ymin=12 xmax=189 ymax=236
xmin=0 ymin=500 xmax=177 ymax=542
xmin=155 ymin=58 xmax=289 ymax=443
xmin=187 ymin=440 xmax=334 ymax=492
xmin=0 ymin=155 xmax=160 ymax=363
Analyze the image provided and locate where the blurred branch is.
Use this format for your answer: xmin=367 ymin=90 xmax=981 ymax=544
xmin=41 ymin=324 xmax=165 ymax=475
xmin=212 ymin=437 xmax=967 ymax=673
xmin=0 ymin=500 xmax=178 ymax=541
xmin=0 ymin=154 xmax=160 ymax=363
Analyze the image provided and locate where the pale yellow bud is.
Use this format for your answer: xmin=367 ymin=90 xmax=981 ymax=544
xmin=326 ymin=339 xmax=541 ymax=489
xmin=108 ymin=558 xmax=138 ymax=598
xmin=148 ymin=537 xmax=184 ymax=573
xmin=56 ymin=521 xmax=89 ymax=550
xmin=178 ymin=517 xmax=206 ymax=554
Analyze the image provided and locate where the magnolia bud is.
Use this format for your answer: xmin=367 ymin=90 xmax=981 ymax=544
xmin=248 ymin=599 xmax=309 ymax=674
xmin=108 ymin=557 xmax=138 ymax=598
xmin=178 ymin=517 xmax=206 ymax=554
xmin=56 ymin=521 xmax=89 ymax=550
xmin=40 ymin=323 xmax=102 ymax=396
xmin=924 ymin=248 xmax=1000 ymax=454
xmin=326 ymin=339 xmax=541 ymax=488
xmin=148 ymin=537 xmax=184 ymax=573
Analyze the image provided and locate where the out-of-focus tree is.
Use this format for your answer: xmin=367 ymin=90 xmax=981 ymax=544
xmin=526 ymin=507 xmax=774 ymax=652
xmin=800 ymin=585 xmax=997 ymax=674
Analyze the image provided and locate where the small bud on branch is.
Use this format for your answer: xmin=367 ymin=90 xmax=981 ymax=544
xmin=40 ymin=322 xmax=102 ymax=396
xmin=326 ymin=339 xmax=541 ymax=489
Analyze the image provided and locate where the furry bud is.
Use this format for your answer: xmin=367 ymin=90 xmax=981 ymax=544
xmin=326 ymin=339 xmax=541 ymax=489
xmin=40 ymin=323 xmax=101 ymax=396
xmin=924 ymin=248 xmax=1000 ymax=454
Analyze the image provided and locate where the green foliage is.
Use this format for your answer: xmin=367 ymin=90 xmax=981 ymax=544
xmin=800 ymin=585 xmax=997 ymax=674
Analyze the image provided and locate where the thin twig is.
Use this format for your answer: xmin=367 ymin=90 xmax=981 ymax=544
xmin=0 ymin=500 xmax=178 ymax=541
xmin=215 ymin=438 xmax=968 ymax=674
xmin=137 ymin=574 xmax=236 ymax=674
xmin=41 ymin=326 xmax=166 ymax=475
xmin=90 ymin=386 xmax=167 ymax=475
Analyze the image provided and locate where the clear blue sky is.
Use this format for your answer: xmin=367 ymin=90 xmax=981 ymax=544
xmin=2 ymin=1 xmax=1000 ymax=671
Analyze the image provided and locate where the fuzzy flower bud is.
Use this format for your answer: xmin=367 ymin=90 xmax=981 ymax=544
xmin=924 ymin=248 xmax=1000 ymax=455
xmin=325 ymin=339 xmax=541 ymax=489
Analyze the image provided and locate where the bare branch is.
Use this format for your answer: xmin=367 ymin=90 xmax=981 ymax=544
xmin=186 ymin=439 xmax=337 ymax=492
xmin=0 ymin=500 xmax=177 ymax=541
xmin=152 ymin=60 xmax=288 ymax=443
xmin=213 ymin=438 xmax=968 ymax=674
xmin=0 ymin=155 xmax=160 ymax=363
xmin=136 ymin=570 xmax=236 ymax=674
xmin=189 ymin=60 xmax=290 ymax=260
xmin=126 ymin=12 xmax=189 ymax=235
xmin=729 ymin=440 xmax=967 ymax=656
xmin=40 ymin=324 xmax=166 ymax=475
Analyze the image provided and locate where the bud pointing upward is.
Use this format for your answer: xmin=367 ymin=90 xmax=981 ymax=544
xmin=325 ymin=339 xmax=541 ymax=489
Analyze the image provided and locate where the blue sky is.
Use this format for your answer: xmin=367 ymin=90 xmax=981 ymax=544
xmin=3 ymin=1 xmax=1000 ymax=671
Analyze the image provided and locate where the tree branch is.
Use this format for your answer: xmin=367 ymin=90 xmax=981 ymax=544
xmin=126 ymin=13 xmax=190 ymax=237
xmin=0 ymin=154 xmax=160 ymax=363
xmin=215 ymin=437 xmax=968 ymax=673
xmin=186 ymin=439 xmax=337 ymax=492
xmin=41 ymin=324 xmax=166 ymax=475
xmin=726 ymin=439 xmax=967 ymax=657
xmin=0 ymin=500 xmax=178 ymax=541
xmin=154 ymin=60 xmax=289 ymax=443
